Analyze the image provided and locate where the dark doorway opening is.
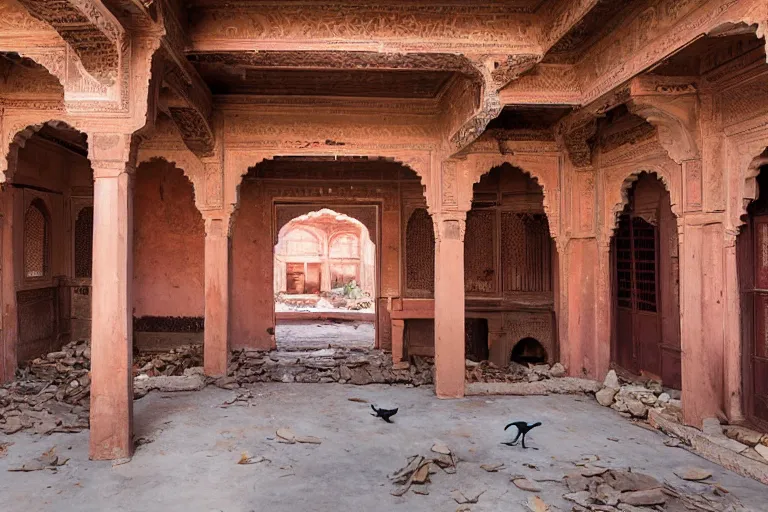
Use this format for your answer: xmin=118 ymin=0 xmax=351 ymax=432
xmin=511 ymin=337 xmax=547 ymax=365
xmin=465 ymin=318 xmax=489 ymax=362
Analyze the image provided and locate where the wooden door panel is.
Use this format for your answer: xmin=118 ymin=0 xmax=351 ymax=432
xmin=616 ymin=307 xmax=635 ymax=372
xmin=636 ymin=311 xmax=661 ymax=377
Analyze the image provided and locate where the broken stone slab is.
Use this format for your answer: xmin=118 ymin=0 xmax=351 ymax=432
xmin=511 ymin=478 xmax=541 ymax=492
xmin=722 ymin=425 xmax=764 ymax=447
xmin=619 ymin=488 xmax=666 ymax=506
xmin=754 ymin=443 xmax=768 ymax=462
xmin=465 ymin=377 xmax=600 ymax=396
xmin=549 ymin=362 xmax=566 ymax=378
xmin=673 ymin=467 xmax=712 ymax=481
xmin=648 ymin=409 xmax=768 ymax=485
xmin=133 ymin=373 xmax=206 ymax=397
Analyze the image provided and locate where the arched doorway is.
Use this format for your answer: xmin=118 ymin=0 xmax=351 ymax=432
xmin=465 ymin=163 xmax=558 ymax=366
xmin=737 ymin=160 xmax=768 ymax=428
xmin=273 ymin=208 xmax=376 ymax=351
xmin=611 ymin=172 xmax=681 ymax=388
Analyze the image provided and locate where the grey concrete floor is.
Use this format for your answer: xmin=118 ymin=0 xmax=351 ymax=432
xmin=275 ymin=320 xmax=374 ymax=350
xmin=0 ymin=384 xmax=766 ymax=512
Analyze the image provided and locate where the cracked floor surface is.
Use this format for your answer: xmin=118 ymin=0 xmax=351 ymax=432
xmin=0 ymin=384 xmax=766 ymax=512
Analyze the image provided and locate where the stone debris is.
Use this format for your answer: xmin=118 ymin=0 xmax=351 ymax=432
xmin=7 ymin=446 xmax=68 ymax=472
xmin=450 ymin=489 xmax=485 ymax=505
xmin=480 ymin=462 xmax=505 ymax=472
xmin=466 ymin=360 xmax=570 ymax=384
xmin=133 ymin=345 xmax=203 ymax=377
xmin=229 ymin=348 xmax=434 ymax=387
xmin=558 ymin=465 xmax=745 ymax=511
xmin=238 ymin=452 xmax=268 ymax=465
xmin=526 ymin=495 xmax=550 ymax=511
xmin=0 ymin=441 xmax=12 ymax=458
xmin=512 ymin=478 xmax=542 ymax=492
xmin=389 ymin=446 xmax=459 ymax=497
xmin=1 ymin=339 xmax=91 ymax=435
xmin=674 ymin=467 xmax=712 ymax=481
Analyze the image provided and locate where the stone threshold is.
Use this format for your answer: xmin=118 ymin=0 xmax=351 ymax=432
xmin=648 ymin=409 xmax=768 ymax=485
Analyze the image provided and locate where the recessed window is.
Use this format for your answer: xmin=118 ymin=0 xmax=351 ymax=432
xmin=74 ymin=206 xmax=93 ymax=278
xmin=23 ymin=199 xmax=50 ymax=279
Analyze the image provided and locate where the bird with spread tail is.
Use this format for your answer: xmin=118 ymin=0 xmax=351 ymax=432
xmin=370 ymin=404 xmax=398 ymax=423
xmin=502 ymin=421 xmax=541 ymax=449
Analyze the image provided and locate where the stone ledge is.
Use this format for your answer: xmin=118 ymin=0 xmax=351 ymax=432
xmin=465 ymin=377 xmax=601 ymax=396
xmin=648 ymin=409 xmax=768 ymax=485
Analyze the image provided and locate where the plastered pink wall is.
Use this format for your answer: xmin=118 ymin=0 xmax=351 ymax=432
xmin=133 ymin=161 xmax=204 ymax=317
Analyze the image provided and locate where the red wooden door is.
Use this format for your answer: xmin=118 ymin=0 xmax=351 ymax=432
xmin=749 ymin=216 xmax=768 ymax=424
xmin=614 ymin=214 xmax=662 ymax=379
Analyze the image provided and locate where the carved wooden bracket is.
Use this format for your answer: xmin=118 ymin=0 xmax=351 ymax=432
xmin=448 ymin=53 xmax=541 ymax=155
xmin=560 ymin=118 xmax=597 ymax=168
xmin=16 ymin=0 xmax=124 ymax=86
xmin=158 ymin=49 xmax=215 ymax=158
xmin=627 ymin=78 xmax=700 ymax=164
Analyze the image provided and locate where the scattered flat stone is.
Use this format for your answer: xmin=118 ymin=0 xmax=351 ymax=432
xmin=526 ymin=495 xmax=549 ymax=512
xmin=581 ymin=465 xmax=609 ymax=477
xmin=563 ymin=490 xmax=593 ymax=507
xmin=431 ymin=443 xmax=451 ymax=455
xmin=295 ymin=436 xmax=322 ymax=445
xmin=664 ymin=438 xmax=682 ymax=447
xmin=451 ymin=489 xmax=485 ymax=504
xmin=674 ymin=467 xmax=712 ymax=481
xmin=347 ymin=397 xmax=368 ymax=403
xmin=276 ymin=428 xmax=296 ymax=444
xmin=411 ymin=462 xmax=431 ymax=485
xmin=512 ymin=478 xmax=541 ymax=492
xmin=619 ymin=488 xmax=666 ymax=506
xmin=480 ymin=462 xmax=505 ymax=472
xmin=411 ymin=484 xmax=429 ymax=495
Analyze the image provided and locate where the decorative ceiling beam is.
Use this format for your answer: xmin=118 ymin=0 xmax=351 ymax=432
xmin=186 ymin=2 xmax=540 ymax=56
xmin=15 ymin=0 xmax=124 ymax=86
xmin=539 ymin=0 xmax=601 ymax=51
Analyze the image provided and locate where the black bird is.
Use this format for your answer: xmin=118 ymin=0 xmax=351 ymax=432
xmin=371 ymin=404 xmax=398 ymax=423
xmin=502 ymin=421 xmax=541 ymax=449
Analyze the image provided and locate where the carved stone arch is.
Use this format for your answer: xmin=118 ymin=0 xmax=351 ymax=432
xmin=134 ymin=153 xmax=205 ymax=214
xmin=0 ymin=116 xmax=79 ymax=182
xmin=606 ymin=164 xmax=682 ymax=238
xmin=225 ymin=149 xmax=434 ymax=225
xmin=464 ymin=153 xmax=560 ymax=241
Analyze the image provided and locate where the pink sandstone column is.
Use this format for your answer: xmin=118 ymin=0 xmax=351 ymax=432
xmin=203 ymin=215 xmax=230 ymax=377
xmin=679 ymin=221 xmax=726 ymax=427
xmin=391 ymin=319 xmax=405 ymax=364
xmin=0 ymin=184 xmax=17 ymax=383
xmin=433 ymin=212 xmax=466 ymax=398
xmin=723 ymin=232 xmax=743 ymax=422
xmin=89 ymin=159 xmax=135 ymax=460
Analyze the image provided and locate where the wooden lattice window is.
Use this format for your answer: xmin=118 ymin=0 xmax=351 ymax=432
xmin=74 ymin=206 xmax=93 ymax=278
xmin=615 ymin=214 xmax=657 ymax=312
xmin=501 ymin=212 xmax=552 ymax=292
xmin=23 ymin=199 xmax=50 ymax=279
xmin=405 ymin=208 xmax=434 ymax=296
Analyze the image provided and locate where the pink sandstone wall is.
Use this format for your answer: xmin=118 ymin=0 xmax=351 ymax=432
xmin=133 ymin=161 xmax=205 ymax=318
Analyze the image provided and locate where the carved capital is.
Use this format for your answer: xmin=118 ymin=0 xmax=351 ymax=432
xmin=432 ymin=211 xmax=467 ymax=243
xmin=88 ymin=132 xmax=132 ymax=164
xmin=203 ymin=213 xmax=232 ymax=238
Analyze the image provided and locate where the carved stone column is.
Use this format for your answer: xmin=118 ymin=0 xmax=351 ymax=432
xmin=391 ymin=319 xmax=405 ymax=364
xmin=203 ymin=213 xmax=231 ymax=378
xmin=88 ymin=133 xmax=135 ymax=461
xmin=433 ymin=211 xmax=466 ymax=398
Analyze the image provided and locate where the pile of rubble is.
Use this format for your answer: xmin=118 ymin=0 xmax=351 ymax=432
xmin=133 ymin=345 xmax=203 ymax=377
xmin=561 ymin=463 xmax=745 ymax=511
xmin=466 ymin=360 xmax=566 ymax=383
xmin=226 ymin=348 xmax=433 ymax=387
xmin=593 ymin=369 xmax=682 ymax=420
xmin=0 ymin=339 xmax=91 ymax=435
